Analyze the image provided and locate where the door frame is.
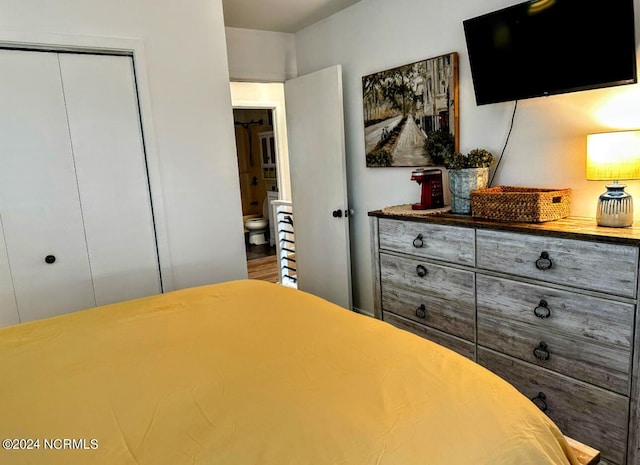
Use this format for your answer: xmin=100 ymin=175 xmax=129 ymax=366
xmin=230 ymin=82 xmax=291 ymax=201
xmin=0 ymin=32 xmax=174 ymax=292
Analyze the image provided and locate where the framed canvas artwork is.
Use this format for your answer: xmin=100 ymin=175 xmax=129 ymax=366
xmin=362 ymin=52 xmax=459 ymax=167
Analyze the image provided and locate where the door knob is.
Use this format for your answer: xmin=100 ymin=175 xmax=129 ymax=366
xmin=45 ymin=255 xmax=56 ymax=264
xmin=332 ymin=209 xmax=343 ymax=218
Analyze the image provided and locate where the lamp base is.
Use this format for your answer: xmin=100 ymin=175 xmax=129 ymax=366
xmin=596 ymin=183 xmax=633 ymax=228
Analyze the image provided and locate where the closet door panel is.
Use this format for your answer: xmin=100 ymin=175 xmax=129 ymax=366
xmin=0 ymin=217 xmax=19 ymax=326
xmin=0 ymin=50 xmax=95 ymax=321
xmin=59 ymin=53 xmax=161 ymax=305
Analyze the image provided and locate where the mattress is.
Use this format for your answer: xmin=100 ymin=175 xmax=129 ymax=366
xmin=0 ymin=279 xmax=579 ymax=465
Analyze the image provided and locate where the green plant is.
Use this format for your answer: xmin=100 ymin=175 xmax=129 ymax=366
xmin=366 ymin=149 xmax=392 ymax=167
xmin=443 ymin=148 xmax=494 ymax=169
xmin=424 ymin=128 xmax=454 ymax=166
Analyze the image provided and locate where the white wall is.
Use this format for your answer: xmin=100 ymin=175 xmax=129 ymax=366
xmin=226 ymin=27 xmax=297 ymax=82
xmin=294 ymin=0 xmax=640 ymax=315
xmin=0 ymin=0 xmax=248 ymax=290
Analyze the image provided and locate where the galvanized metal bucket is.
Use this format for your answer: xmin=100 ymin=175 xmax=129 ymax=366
xmin=449 ymin=167 xmax=489 ymax=214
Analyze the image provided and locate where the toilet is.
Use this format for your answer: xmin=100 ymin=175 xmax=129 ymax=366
xmin=244 ymin=197 xmax=270 ymax=246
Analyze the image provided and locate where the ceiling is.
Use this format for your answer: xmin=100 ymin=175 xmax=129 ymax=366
xmin=221 ymin=0 xmax=362 ymax=33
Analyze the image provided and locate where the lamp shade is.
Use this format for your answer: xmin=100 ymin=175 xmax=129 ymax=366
xmin=586 ymin=130 xmax=640 ymax=181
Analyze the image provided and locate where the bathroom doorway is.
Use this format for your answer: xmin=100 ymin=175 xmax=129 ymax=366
xmin=233 ymin=108 xmax=279 ymax=282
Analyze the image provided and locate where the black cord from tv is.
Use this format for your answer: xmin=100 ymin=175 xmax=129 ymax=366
xmin=489 ymin=100 xmax=518 ymax=187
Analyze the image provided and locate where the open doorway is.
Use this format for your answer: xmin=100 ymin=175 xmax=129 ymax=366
xmin=233 ymin=108 xmax=279 ymax=282
xmin=230 ymin=81 xmax=296 ymax=288
xmin=231 ymin=70 xmax=350 ymax=306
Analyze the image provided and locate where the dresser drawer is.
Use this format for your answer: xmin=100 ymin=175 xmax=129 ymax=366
xmin=477 ymin=275 xmax=634 ymax=349
xmin=478 ymin=348 xmax=629 ymax=465
xmin=478 ymin=313 xmax=631 ymax=394
xmin=378 ymin=218 xmax=475 ymax=266
xmin=383 ymin=313 xmax=475 ymax=360
xmin=380 ymin=253 xmax=475 ymax=341
xmin=476 ymin=229 xmax=638 ymax=298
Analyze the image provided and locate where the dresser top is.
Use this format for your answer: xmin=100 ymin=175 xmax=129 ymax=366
xmin=369 ymin=209 xmax=640 ymax=246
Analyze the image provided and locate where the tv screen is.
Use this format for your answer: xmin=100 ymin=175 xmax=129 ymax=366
xmin=463 ymin=0 xmax=638 ymax=105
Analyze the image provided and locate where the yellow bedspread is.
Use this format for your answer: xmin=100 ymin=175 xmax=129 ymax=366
xmin=0 ymin=280 xmax=578 ymax=465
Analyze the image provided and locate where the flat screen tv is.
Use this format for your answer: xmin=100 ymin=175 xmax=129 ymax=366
xmin=463 ymin=0 xmax=638 ymax=105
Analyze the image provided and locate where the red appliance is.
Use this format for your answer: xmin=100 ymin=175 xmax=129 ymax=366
xmin=411 ymin=168 xmax=444 ymax=210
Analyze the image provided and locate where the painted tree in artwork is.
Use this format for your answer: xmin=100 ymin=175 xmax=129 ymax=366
xmin=362 ymin=73 xmax=386 ymax=122
xmin=363 ymin=63 xmax=422 ymax=123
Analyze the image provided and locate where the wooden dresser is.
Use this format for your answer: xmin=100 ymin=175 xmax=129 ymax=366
xmin=369 ymin=211 xmax=640 ymax=465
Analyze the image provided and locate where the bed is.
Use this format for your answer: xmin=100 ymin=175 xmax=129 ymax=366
xmin=0 ymin=279 xmax=588 ymax=464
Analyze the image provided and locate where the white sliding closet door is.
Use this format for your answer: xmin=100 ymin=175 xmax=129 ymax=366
xmin=0 ymin=49 xmax=161 ymax=325
xmin=0 ymin=50 xmax=96 ymax=321
xmin=59 ymin=54 xmax=161 ymax=306
xmin=0 ymin=219 xmax=19 ymax=326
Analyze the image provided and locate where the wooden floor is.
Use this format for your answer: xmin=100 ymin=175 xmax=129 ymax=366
xmin=246 ymin=242 xmax=276 ymax=261
xmin=247 ymin=255 xmax=279 ymax=283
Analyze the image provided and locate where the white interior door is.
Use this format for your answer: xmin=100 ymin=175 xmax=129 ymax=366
xmin=59 ymin=53 xmax=161 ymax=306
xmin=285 ymin=65 xmax=352 ymax=309
xmin=0 ymin=49 xmax=96 ymax=321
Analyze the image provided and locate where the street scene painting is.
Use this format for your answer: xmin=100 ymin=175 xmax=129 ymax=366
xmin=363 ymin=52 xmax=459 ymax=167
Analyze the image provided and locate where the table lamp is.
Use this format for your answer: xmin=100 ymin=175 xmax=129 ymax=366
xmin=586 ymin=130 xmax=640 ymax=227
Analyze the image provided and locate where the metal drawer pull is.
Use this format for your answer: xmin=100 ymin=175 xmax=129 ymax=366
xmin=531 ymin=392 xmax=548 ymax=412
xmin=535 ymin=251 xmax=553 ymax=271
xmin=412 ymin=234 xmax=424 ymax=248
xmin=533 ymin=299 xmax=551 ymax=319
xmin=415 ymin=304 xmax=427 ymax=319
xmin=533 ymin=341 xmax=550 ymax=361
xmin=45 ymin=255 xmax=56 ymax=264
xmin=416 ymin=264 xmax=428 ymax=277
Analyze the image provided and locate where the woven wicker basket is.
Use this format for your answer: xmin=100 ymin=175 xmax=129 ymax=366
xmin=470 ymin=186 xmax=571 ymax=223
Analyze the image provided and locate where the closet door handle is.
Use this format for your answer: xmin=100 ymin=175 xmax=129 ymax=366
xmin=45 ymin=255 xmax=56 ymax=264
